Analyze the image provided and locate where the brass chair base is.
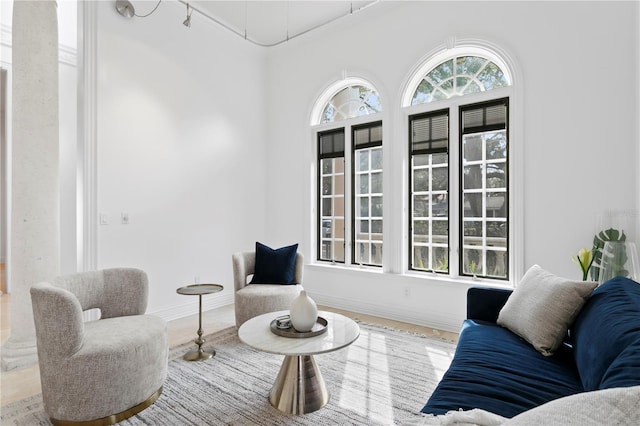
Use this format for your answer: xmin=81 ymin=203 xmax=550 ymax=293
xmin=50 ymin=386 xmax=163 ymax=426
xmin=183 ymin=348 xmax=215 ymax=361
xmin=269 ymin=355 xmax=329 ymax=415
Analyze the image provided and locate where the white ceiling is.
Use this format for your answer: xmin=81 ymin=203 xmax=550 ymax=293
xmin=188 ymin=1 xmax=378 ymax=47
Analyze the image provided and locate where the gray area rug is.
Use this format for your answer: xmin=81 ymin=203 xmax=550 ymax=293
xmin=1 ymin=321 xmax=456 ymax=425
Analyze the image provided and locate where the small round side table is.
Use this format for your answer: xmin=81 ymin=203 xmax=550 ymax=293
xmin=176 ymin=283 xmax=224 ymax=361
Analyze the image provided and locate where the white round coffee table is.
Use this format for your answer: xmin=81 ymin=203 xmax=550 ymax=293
xmin=238 ymin=310 xmax=360 ymax=415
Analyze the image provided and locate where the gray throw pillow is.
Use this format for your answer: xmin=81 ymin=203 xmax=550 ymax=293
xmin=497 ymin=264 xmax=597 ymax=356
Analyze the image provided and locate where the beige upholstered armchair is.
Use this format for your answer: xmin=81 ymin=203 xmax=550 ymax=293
xmin=232 ymin=251 xmax=304 ymax=327
xmin=30 ymin=268 xmax=168 ymax=425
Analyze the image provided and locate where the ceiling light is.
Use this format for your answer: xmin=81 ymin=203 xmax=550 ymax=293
xmin=115 ymin=0 xmax=163 ymax=19
xmin=183 ymin=3 xmax=192 ymax=28
xmin=115 ymin=0 xmax=135 ymax=18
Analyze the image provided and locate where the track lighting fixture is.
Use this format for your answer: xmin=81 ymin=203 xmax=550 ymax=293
xmin=183 ymin=3 xmax=192 ymax=28
xmin=115 ymin=0 xmax=135 ymax=18
xmin=115 ymin=0 xmax=162 ymax=19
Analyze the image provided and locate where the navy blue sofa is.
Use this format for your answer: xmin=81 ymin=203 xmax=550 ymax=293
xmin=421 ymin=276 xmax=640 ymax=418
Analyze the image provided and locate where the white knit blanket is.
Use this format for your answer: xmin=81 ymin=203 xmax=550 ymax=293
xmin=404 ymin=386 xmax=640 ymax=426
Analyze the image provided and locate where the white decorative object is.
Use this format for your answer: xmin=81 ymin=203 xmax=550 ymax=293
xmin=290 ymin=290 xmax=318 ymax=332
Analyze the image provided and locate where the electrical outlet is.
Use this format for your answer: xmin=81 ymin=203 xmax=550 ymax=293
xmin=121 ymin=212 xmax=129 ymax=224
xmin=99 ymin=213 xmax=109 ymax=225
xmin=403 ymin=286 xmax=411 ymax=297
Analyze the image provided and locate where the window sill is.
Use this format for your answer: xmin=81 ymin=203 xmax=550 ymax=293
xmin=308 ymin=261 xmax=514 ymax=289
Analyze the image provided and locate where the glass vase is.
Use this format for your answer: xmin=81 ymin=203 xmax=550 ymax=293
xmin=599 ymin=241 xmax=640 ymax=284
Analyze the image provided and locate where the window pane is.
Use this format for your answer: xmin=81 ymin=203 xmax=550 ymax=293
xmin=432 ymin=220 xmax=448 ymax=236
xmin=372 ymin=243 xmax=382 ymax=265
xmin=357 ymin=150 xmax=369 ymax=171
xmin=486 ymin=193 xmax=506 ymax=218
xmin=463 ymin=248 xmax=482 ymax=275
xmin=464 ymin=221 xmax=482 ymax=237
xmin=432 ymin=247 xmax=449 ymax=272
xmin=371 ymin=172 xmax=382 ymax=193
xmin=371 ymin=196 xmax=383 ymax=217
xmin=412 ymin=56 xmax=510 ymax=105
xmin=460 ymin=99 xmax=508 ymax=279
xmin=414 ymin=220 xmax=429 ymax=238
xmin=335 ymin=218 xmax=345 ymax=238
xmin=478 ymin=62 xmax=508 ymax=91
xmin=410 ymin=149 xmax=449 ymax=272
xmin=413 ymin=195 xmax=430 ymax=218
xmin=335 ymin=174 xmax=344 ymax=195
xmin=463 ymin=134 xmax=483 ymax=161
xmin=487 ymin=221 xmax=507 ymax=238
xmin=464 ymin=193 xmax=483 ymax=218
xmin=335 ymin=196 xmax=344 ymax=216
xmin=432 ymin=167 xmax=448 ymax=191
xmin=353 ymin=137 xmax=383 ymax=267
xmin=322 ymin=160 xmax=333 ymax=174
xmin=486 ymin=133 xmax=507 ymax=160
xmin=414 ymin=169 xmax=430 ymax=192
xmin=356 ymin=243 xmax=369 ymax=264
xmin=433 ymin=194 xmax=448 ymax=217
xmin=322 ymin=175 xmax=332 ymax=195
xmin=371 ymin=148 xmax=383 ymax=170
xmin=322 ymin=198 xmax=332 ymax=216
xmin=413 ymin=246 xmax=429 ymax=270
xmin=359 ymin=197 xmax=369 ymax=216
xmin=486 ymin=250 xmax=507 ymax=278
xmin=433 ymin=153 xmax=447 ymax=164
xmin=321 ymin=85 xmax=382 ymax=124
xmin=414 ymin=154 xmax=429 ymax=167
xmin=487 ymin=163 xmax=506 ymax=188
xmin=463 ymin=165 xmax=483 ymax=189
xmin=358 ymin=174 xmax=369 ymax=193
xmin=318 ymin=154 xmax=345 ymax=263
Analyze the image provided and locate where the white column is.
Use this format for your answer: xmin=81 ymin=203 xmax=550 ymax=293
xmin=1 ymin=0 xmax=59 ymax=371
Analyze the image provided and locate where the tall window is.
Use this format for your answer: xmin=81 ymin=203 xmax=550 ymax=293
xmin=410 ymin=111 xmax=450 ymax=272
xmin=408 ymin=54 xmax=511 ymax=280
xmin=353 ymin=122 xmax=383 ymax=266
xmin=315 ymin=82 xmax=382 ymax=266
xmin=460 ymin=100 xmax=508 ymax=278
xmin=318 ymin=130 xmax=345 ymax=262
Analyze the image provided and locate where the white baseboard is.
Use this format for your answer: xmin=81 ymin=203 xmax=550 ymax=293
xmin=310 ymin=292 xmax=461 ymax=333
xmin=149 ymin=293 xmax=234 ymax=322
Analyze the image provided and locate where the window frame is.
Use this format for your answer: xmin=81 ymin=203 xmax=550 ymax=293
xmin=352 ymin=120 xmax=383 ymax=267
xmin=404 ymin=86 xmax=513 ymax=283
xmin=313 ymin=112 xmax=384 ymax=267
xmin=458 ymin=97 xmax=510 ymax=280
xmin=408 ymin=109 xmax=450 ymax=274
xmin=317 ymin=128 xmax=346 ymax=264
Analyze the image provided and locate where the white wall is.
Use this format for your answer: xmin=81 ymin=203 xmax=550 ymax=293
xmin=264 ymin=1 xmax=639 ymax=331
xmin=95 ymin=1 xmax=268 ymax=318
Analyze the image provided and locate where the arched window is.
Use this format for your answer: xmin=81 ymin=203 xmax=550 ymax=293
xmin=320 ymin=84 xmax=381 ymax=123
xmin=312 ymin=79 xmax=383 ymax=267
xmin=411 ymin=56 xmax=509 ymax=105
xmin=404 ymin=48 xmax=513 ymax=281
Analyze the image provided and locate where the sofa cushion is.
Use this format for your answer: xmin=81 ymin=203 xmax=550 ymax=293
xmin=250 ymin=242 xmax=298 ymax=285
xmin=421 ymin=319 xmax=584 ymax=418
xmin=497 ymin=265 xmax=597 ymax=356
xmin=572 ymin=277 xmax=640 ymax=391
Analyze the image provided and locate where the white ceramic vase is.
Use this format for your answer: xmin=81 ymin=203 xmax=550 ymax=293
xmin=290 ymin=290 xmax=318 ymax=332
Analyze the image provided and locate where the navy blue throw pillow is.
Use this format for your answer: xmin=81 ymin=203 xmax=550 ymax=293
xmin=250 ymin=242 xmax=298 ymax=285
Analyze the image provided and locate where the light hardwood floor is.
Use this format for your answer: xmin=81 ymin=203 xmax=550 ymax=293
xmin=0 ymin=293 xmax=457 ymax=406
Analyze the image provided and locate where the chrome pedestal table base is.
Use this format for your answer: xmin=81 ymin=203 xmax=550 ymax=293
xmin=269 ymin=354 xmax=329 ymax=414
